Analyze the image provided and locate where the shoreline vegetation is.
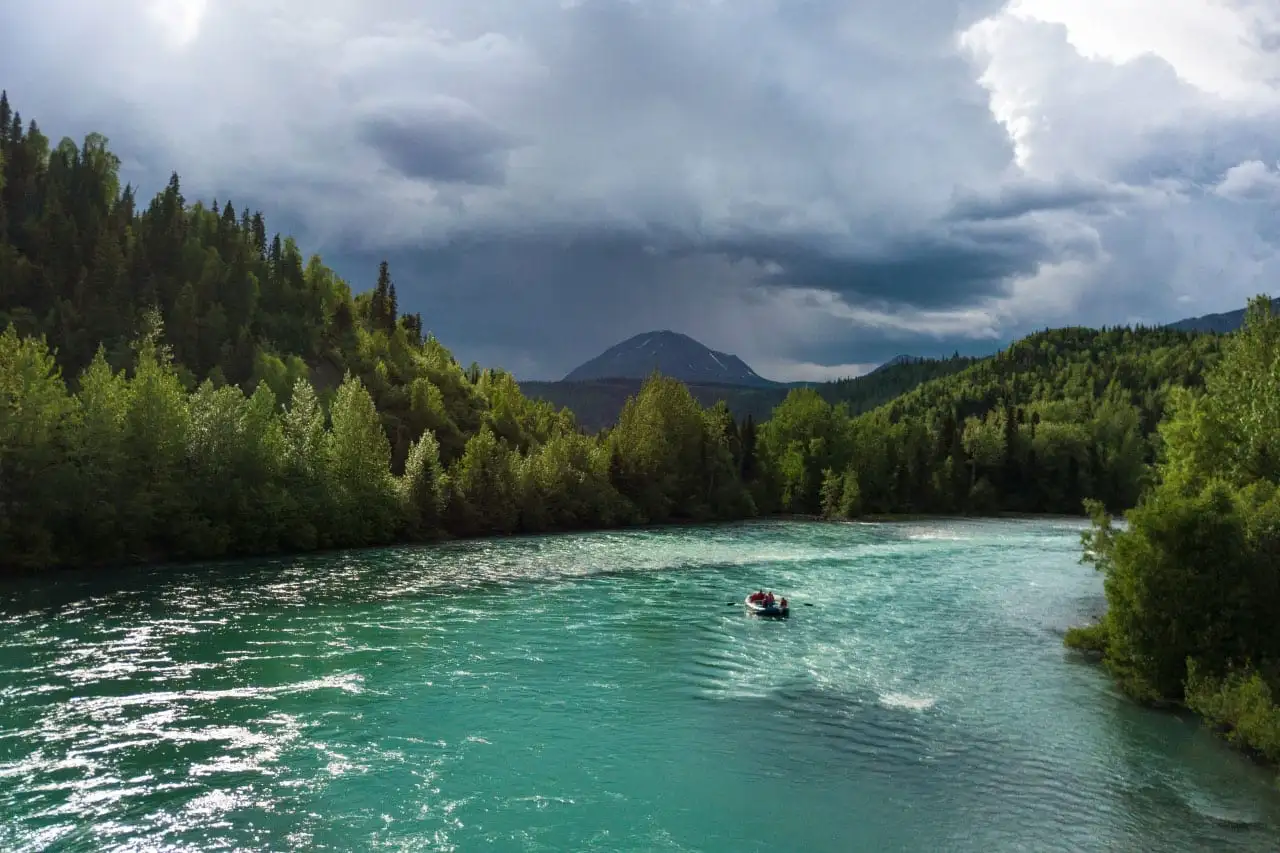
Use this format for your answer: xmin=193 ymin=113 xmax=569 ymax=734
xmin=1064 ymin=297 xmax=1280 ymax=770
xmin=1 ymin=93 xmax=1276 ymax=769
xmin=0 ymin=513 xmax=1094 ymax=587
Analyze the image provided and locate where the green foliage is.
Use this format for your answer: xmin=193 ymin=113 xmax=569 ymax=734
xmin=734 ymin=324 xmax=1219 ymax=520
xmin=1067 ymin=296 xmax=1280 ymax=764
xmin=1158 ymin=298 xmax=1280 ymax=493
xmin=518 ymin=431 xmax=635 ymax=532
xmin=1063 ymin=623 xmax=1109 ymax=655
xmin=445 ymin=425 xmax=522 ymax=536
xmin=0 ymin=312 xmax=774 ymax=568
xmin=819 ymin=468 xmax=861 ymax=520
xmin=400 ymin=431 xmax=446 ymax=538
xmin=0 ymin=326 xmax=74 ymax=567
xmin=1185 ymin=661 xmax=1280 ymax=763
xmin=756 ymin=389 xmax=850 ymax=514
xmin=325 ymin=373 xmax=399 ymax=544
xmin=607 ymin=374 xmax=753 ymax=523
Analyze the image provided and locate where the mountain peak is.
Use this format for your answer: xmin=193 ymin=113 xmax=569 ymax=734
xmin=563 ymin=330 xmax=778 ymax=387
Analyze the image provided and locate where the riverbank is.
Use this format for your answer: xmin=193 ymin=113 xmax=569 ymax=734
xmin=854 ymin=510 xmax=1089 ymax=524
xmin=1064 ymin=621 xmax=1280 ymax=773
xmin=1064 ymin=643 xmax=1280 ymax=775
xmin=1 ymin=509 xmax=1097 ymax=580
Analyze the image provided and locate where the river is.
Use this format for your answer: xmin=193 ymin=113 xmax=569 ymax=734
xmin=1 ymin=518 xmax=1277 ymax=851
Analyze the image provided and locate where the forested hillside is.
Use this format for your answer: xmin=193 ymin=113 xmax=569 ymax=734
xmin=750 ymin=325 xmax=1222 ymax=519
xmin=1067 ymin=297 xmax=1280 ymax=764
xmin=0 ymin=91 xmax=756 ymax=570
xmin=822 ymin=352 xmax=982 ymax=414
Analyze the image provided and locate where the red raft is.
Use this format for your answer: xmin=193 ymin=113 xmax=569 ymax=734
xmin=744 ymin=593 xmax=789 ymax=618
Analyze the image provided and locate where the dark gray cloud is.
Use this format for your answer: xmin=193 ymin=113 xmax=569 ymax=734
xmin=358 ymin=99 xmax=516 ymax=185
xmin=2 ymin=0 xmax=1280 ymax=380
xmin=945 ymin=176 xmax=1145 ymax=222
xmin=713 ymin=221 xmax=1065 ymax=308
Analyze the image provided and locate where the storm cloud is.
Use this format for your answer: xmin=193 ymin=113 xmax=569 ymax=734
xmin=2 ymin=0 xmax=1279 ymax=380
xmin=357 ymin=97 xmax=517 ymax=186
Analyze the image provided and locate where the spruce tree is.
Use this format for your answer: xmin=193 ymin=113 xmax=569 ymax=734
xmin=374 ymin=261 xmax=392 ymax=330
xmin=0 ymin=91 xmax=10 ymax=148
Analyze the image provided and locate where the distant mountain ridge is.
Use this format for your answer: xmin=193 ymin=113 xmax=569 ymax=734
xmin=527 ymin=301 xmax=1264 ymax=433
xmin=563 ymin=330 xmax=779 ymax=387
xmin=522 ymin=353 xmax=978 ymax=432
xmin=1166 ymin=298 xmax=1280 ymax=334
xmin=868 ymin=354 xmax=925 ymax=374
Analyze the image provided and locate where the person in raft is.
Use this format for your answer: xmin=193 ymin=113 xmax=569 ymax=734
xmin=780 ymin=597 xmax=788 ymax=610
xmin=765 ymin=591 xmax=776 ymax=606
xmin=750 ymin=589 xmax=766 ymax=603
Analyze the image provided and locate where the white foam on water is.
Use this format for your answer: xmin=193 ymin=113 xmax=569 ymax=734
xmin=373 ymin=528 xmax=924 ymax=600
xmin=906 ymin=531 xmax=971 ymax=542
xmin=877 ymin=692 xmax=937 ymax=711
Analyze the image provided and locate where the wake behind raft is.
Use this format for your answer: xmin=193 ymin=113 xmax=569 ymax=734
xmin=744 ymin=590 xmax=789 ymax=618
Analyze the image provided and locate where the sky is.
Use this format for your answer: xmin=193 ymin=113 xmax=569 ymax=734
xmin=2 ymin=0 xmax=1279 ymax=382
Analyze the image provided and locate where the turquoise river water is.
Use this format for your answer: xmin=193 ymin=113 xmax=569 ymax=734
xmin=2 ymin=518 xmax=1279 ymax=851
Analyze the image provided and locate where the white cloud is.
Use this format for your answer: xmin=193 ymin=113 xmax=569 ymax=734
xmin=1214 ymin=160 xmax=1280 ymax=200
xmin=955 ymin=0 xmax=1280 ymax=330
xmin=959 ymin=10 xmax=1207 ymax=177
xmin=752 ymin=360 xmax=882 ymax=383
xmin=1011 ymin=0 xmax=1280 ymax=106
xmin=146 ymin=0 xmax=208 ymax=48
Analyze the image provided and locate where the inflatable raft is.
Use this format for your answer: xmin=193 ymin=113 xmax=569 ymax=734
xmin=744 ymin=595 xmax=789 ymax=618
